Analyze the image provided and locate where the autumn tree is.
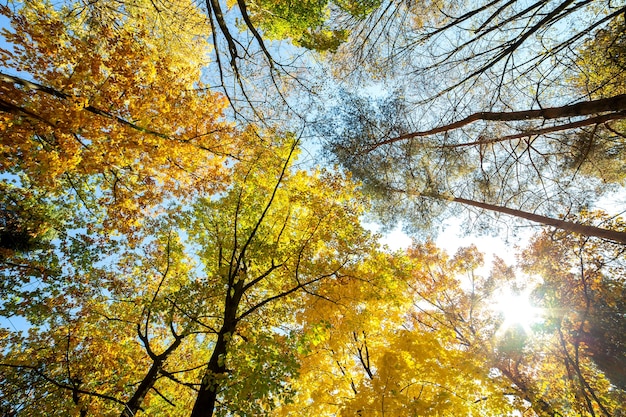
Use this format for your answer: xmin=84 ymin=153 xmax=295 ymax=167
xmin=280 ymin=238 xmax=625 ymax=416
xmin=275 ymin=244 xmax=517 ymax=416
xmin=400 ymin=235 xmax=625 ymax=416
xmin=0 ymin=0 xmax=235 ymax=237
xmin=184 ymin=137 xmax=379 ymax=417
xmin=521 ymin=210 xmax=626 ymax=395
xmin=0 ymin=138 xmax=380 ymax=417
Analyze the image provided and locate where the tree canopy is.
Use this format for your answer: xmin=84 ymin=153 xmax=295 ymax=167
xmin=1 ymin=0 xmax=625 ymax=416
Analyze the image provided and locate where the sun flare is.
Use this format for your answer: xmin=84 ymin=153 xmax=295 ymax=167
xmin=494 ymin=289 xmax=542 ymax=333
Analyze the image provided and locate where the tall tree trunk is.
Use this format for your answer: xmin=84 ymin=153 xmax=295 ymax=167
xmin=189 ymin=331 xmax=229 ymax=417
xmin=441 ymin=111 xmax=626 ymax=149
xmin=450 ymin=196 xmax=626 ymax=244
xmin=190 ymin=279 xmax=243 ymax=417
xmin=365 ymin=94 xmax=626 ymax=152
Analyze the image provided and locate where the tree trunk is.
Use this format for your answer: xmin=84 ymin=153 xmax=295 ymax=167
xmin=189 ymin=331 xmax=229 ymax=417
xmin=451 ymin=196 xmax=626 ymax=244
xmin=120 ymin=360 xmax=163 ymax=417
xmin=120 ymin=337 xmax=183 ymax=417
xmin=190 ymin=279 xmax=243 ymax=417
xmin=365 ymin=94 xmax=626 ymax=152
xmin=442 ymin=111 xmax=626 ymax=149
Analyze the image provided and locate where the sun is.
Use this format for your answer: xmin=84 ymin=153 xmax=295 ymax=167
xmin=494 ymin=288 xmax=542 ymax=334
